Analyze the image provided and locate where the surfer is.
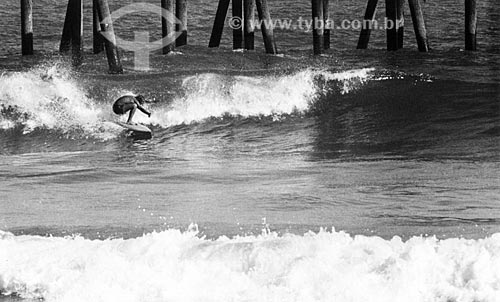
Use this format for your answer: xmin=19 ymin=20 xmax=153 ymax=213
xmin=112 ymin=94 xmax=151 ymax=124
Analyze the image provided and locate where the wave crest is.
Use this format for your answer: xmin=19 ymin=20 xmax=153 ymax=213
xmin=148 ymin=68 xmax=374 ymax=127
xmin=0 ymin=64 xmax=375 ymax=137
xmin=0 ymin=64 xmax=104 ymax=134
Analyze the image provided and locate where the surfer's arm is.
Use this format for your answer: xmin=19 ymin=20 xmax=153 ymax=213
xmin=137 ymin=103 xmax=151 ymax=117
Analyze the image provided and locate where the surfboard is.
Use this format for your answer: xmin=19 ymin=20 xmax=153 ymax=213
xmin=114 ymin=121 xmax=152 ymax=139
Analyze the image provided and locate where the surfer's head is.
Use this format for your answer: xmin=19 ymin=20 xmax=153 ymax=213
xmin=135 ymin=94 xmax=146 ymax=105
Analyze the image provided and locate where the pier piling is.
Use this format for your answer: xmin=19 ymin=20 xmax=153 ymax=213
xmin=21 ymin=0 xmax=33 ymax=55
xmin=244 ymin=0 xmax=255 ymax=50
xmin=356 ymin=0 xmax=378 ymax=49
xmin=59 ymin=0 xmax=74 ymax=53
xmin=161 ymin=0 xmax=175 ymax=53
xmin=175 ymin=0 xmax=188 ymax=47
xmin=323 ymin=0 xmax=330 ymax=50
xmin=93 ymin=0 xmax=104 ymax=54
xmin=208 ymin=0 xmax=230 ymax=48
xmin=95 ymin=0 xmax=123 ymax=73
xmin=311 ymin=0 xmax=324 ymax=55
xmin=396 ymin=0 xmax=404 ymax=49
xmin=232 ymin=0 xmax=244 ymax=49
xmin=71 ymin=0 xmax=83 ymax=66
xmin=60 ymin=0 xmax=83 ymax=65
xmin=465 ymin=0 xmax=477 ymax=51
xmin=19 ymin=0 xmax=481 ymax=69
xmin=255 ymin=0 xmax=278 ymax=54
xmin=408 ymin=0 xmax=429 ymax=52
xmin=385 ymin=0 xmax=398 ymax=51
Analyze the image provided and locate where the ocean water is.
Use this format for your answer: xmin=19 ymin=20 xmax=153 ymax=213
xmin=0 ymin=0 xmax=499 ymax=301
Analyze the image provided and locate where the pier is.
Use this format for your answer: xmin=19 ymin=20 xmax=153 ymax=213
xmin=17 ymin=0 xmax=480 ymax=73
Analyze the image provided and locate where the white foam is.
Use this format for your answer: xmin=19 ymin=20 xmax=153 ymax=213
xmin=0 ymin=65 xmax=374 ymax=136
xmin=148 ymin=68 xmax=374 ymax=127
xmin=1 ymin=228 xmax=499 ymax=302
xmin=0 ymin=118 xmax=15 ymax=130
xmin=320 ymin=67 xmax=375 ymax=94
xmin=0 ymin=64 xmax=105 ymax=134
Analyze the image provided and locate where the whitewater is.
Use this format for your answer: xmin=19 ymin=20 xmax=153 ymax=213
xmin=0 ymin=64 xmax=373 ymax=137
xmin=1 ymin=61 xmax=499 ymax=302
xmin=1 ymin=228 xmax=499 ymax=302
xmin=1 ymin=60 xmax=499 ymax=302
xmin=1 ymin=0 xmax=499 ymax=301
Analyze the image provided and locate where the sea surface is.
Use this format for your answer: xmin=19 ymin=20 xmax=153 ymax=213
xmin=0 ymin=0 xmax=499 ymax=301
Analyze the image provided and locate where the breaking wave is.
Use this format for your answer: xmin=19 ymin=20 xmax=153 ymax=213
xmin=0 ymin=227 xmax=499 ymax=302
xmin=0 ymin=63 xmax=374 ymax=138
